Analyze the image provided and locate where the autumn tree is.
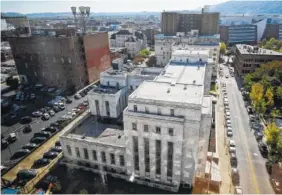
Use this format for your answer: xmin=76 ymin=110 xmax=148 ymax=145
xmin=243 ymin=74 xmax=254 ymax=91
xmin=250 ymin=83 xmax=264 ymax=113
xmin=264 ymin=123 xmax=282 ymax=162
xmin=265 ymin=87 xmax=274 ymax=109
xmin=220 ymin=42 xmax=226 ymax=55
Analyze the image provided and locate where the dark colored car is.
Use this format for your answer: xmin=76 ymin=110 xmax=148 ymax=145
xmin=55 ymin=140 xmax=61 ymax=146
xmin=43 ymin=152 xmax=58 ymax=159
xmin=258 ymin=141 xmax=268 ymax=158
xmin=33 ymin=158 xmax=50 ymax=167
xmin=23 ymin=125 xmax=32 ymax=133
xmin=20 ymin=116 xmax=32 ymax=124
xmin=1 ymin=139 xmax=9 ymax=150
xmin=30 ymin=137 xmax=46 ymax=144
xmin=254 ymin=131 xmax=263 ymax=141
xmin=50 ymin=122 xmax=59 ymax=127
xmin=10 ymin=149 xmax=30 ymax=160
xmin=43 ymin=126 xmax=57 ymax=133
xmin=22 ymin=143 xmax=37 ymax=150
xmin=53 ymin=106 xmax=61 ymax=113
xmin=66 ymin=98 xmax=72 ymax=104
xmin=33 ymin=132 xmax=51 ymax=138
xmin=17 ymin=169 xmax=36 ymax=180
xmin=50 ymin=146 xmax=62 ymax=153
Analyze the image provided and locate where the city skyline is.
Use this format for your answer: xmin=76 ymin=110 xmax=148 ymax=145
xmin=1 ymin=0 xmax=274 ymax=14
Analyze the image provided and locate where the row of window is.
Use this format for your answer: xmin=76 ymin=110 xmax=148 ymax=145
xmin=66 ymin=145 xmax=125 ymax=167
xmin=133 ymin=105 xmax=175 ymax=116
xmin=132 ymin=123 xmax=174 ymax=136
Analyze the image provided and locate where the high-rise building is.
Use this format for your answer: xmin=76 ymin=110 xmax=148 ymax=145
xmin=8 ymin=31 xmax=111 ymax=91
xmin=161 ymin=8 xmax=219 ymax=36
xmin=161 ymin=12 xmax=179 ymax=36
xmin=219 ymin=24 xmax=257 ymax=46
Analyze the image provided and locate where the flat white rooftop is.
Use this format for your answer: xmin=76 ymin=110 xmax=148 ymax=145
xmin=172 ymin=49 xmax=210 ymax=57
xmin=130 ymin=80 xmax=203 ymax=105
xmin=155 ymin=64 xmax=206 ymax=85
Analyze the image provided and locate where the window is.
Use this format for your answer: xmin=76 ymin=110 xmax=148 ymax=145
xmin=116 ymin=82 xmax=119 ymax=89
xmin=130 ymin=85 xmax=133 ymax=90
xmin=61 ymin=57 xmax=64 ymax=63
xmin=132 ymin=123 xmax=137 ymax=130
xmin=83 ymin=148 xmax=89 ymax=159
xmin=101 ymin=151 xmax=106 ymax=163
xmin=107 ymin=81 xmax=110 ymax=86
xmin=145 ymin=106 xmax=149 ymax=113
xmin=133 ymin=105 xmax=137 ymax=112
xmin=156 ymin=127 xmax=161 ymax=134
xmin=105 ymin=101 xmax=110 ymax=117
xmin=133 ymin=136 xmax=139 ymax=171
xmin=156 ymin=140 xmax=161 ymax=175
xmin=68 ymin=57 xmax=71 ymax=63
xmin=144 ymin=138 xmax=150 ymax=173
xmin=169 ymin=128 xmax=174 ymax=136
xmin=66 ymin=145 xmax=72 ymax=155
xmin=110 ymin=153 xmax=115 ymax=164
xmin=25 ymin=63 xmax=28 ymax=68
xmin=92 ymin=150 xmax=97 ymax=160
xmin=157 ymin=108 xmax=161 ymax=115
xmin=170 ymin=109 xmax=174 ymax=116
xmin=119 ymin=155 xmax=125 ymax=166
xmin=144 ymin=125 xmax=148 ymax=132
xmin=75 ymin=147 xmax=80 ymax=158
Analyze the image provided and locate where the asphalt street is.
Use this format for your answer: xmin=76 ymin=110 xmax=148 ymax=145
xmin=1 ymin=95 xmax=88 ymax=164
xmin=220 ymin=65 xmax=273 ymax=194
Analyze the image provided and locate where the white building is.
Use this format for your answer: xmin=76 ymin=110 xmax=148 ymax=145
xmin=154 ymin=33 xmax=220 ymax=70
xmin=88 ymin=60 xmax=163 ymax=120
xmin=110 ymin=30 xmax=147 ymax=59
xmin=60 ymin=49 xmax=213 ymax=192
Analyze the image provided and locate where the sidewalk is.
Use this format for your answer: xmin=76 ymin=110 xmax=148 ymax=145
xmin=216 ymin=82 xmax=233 ymax=194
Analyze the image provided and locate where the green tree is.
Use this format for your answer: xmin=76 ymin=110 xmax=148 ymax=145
xmin=265 ymin=87 xmax=274 ymax=109
xmin=138 ymin=49 xmax=151 ymax=58
xmin=243 ymin=74 xmax=254 ymax=91
xmin=277 ymin=86 xmax=282 ymax=100
xmin=220 ymin=42 xmax=226 ymax=55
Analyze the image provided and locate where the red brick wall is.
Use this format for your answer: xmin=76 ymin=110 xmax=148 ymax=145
xmin=83 ymin=32 xmax=111 ymax=83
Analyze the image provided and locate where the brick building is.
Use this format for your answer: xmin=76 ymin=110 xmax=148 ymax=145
xmin=8 ymin=32 xmax=111 ymax=91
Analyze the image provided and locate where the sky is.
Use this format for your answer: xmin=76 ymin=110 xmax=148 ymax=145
xmin=1 ymin=0 xmax=280 ymax=13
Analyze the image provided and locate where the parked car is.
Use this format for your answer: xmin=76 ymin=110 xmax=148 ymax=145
xmin=33 ymin=132 xmax=51 ymax=138
xmin=55 ymin=140 xmax=61 ymax=146
xmin=254 ymin=131 xmax=263 ymax=140
xmin=30 ymin=137 xmax=46 ymax=144
xmin=53 ymin=106 xmax=61 ymax=113
xmin=20 ymin=116 xmax=32 ymax=124
xmin=32 ymin=111 xmax=43 ymax=118
xmin=50 ymin=146 xmax=62 ymax=153
xmin=43 ymin=152 xmax=59 ymax=159
xmin=227 ymin=128 xmax=233 ymax=137
xmin=23 ymin=125 xmax=32 ymax=133
xmin=10 ymin=149 xmax=30 ymax=160
xmin=33 ymin=158 xmax=50 ymax=167
xmin=58 ymin=103 xmax=65 ymax=110
xmin=247 ymin=106 xmax=254 ymax=114
xmin=74 ymin=94 xmax=81 ymax=100
xmin=42 ymin=113 xmax=50 ymax=120
xmin=50 ymin=122 xmax=59 ymax=127
xmin=7 ymin=133 xmax=17 ymax=143
xmin=1 ymin=139 xmax=9 ymax=150
xmin=42 ymin=126 xmax=57 ymax=134
xmin=258 ymin=141 xmax=268 ymax=158
xmin=230 ymin=152 xmax=237 ymax=167
xmin=17 ymin=169 xmax=36 ymax=180
xmin=22 ymin=143 xmax=37 ymax=150
xmin=48 ymin=110 xmax=55 ymax=117
xmin=66 ymin=98 xmax=72 ymax=104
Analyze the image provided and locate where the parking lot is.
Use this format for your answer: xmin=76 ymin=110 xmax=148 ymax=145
xmin=1 ymin=84 xmax=95 ymax=166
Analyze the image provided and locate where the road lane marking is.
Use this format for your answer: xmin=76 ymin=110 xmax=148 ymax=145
xmin=232 ymin=86 xmax=260 ymax=194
